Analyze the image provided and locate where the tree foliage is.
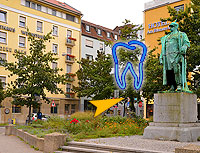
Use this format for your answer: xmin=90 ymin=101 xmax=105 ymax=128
xmin=73 ymin=51 xmax=114 ymax=100
xmin=0 ymin=32 xmax=67 ymax=121
xmin=0 ymin=80 xmax=5 ymax=105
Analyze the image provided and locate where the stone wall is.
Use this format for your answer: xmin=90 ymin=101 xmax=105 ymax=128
xmin=5 ymin=125 xmax=66 ymax=153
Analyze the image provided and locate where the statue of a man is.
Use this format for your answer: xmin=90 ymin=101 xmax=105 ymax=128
xmin=160 ymin=22 xmax=190 ymax=91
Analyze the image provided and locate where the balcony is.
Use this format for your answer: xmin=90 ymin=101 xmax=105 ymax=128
xmin=66 ymin=37 xmax=76 ymax=46
xmin=65 ymin=54 xmax=75 ymax=63
xmin=66 ymin=73 xmax=76 ymax=82
xmin=65 ymin=92 xmax=75 ymax=98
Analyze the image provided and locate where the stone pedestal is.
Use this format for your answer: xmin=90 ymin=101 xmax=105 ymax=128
xmin=143 ymin=92 xmax=200 ymax=142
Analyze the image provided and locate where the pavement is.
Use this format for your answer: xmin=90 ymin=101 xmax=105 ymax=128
xmin=0 ymin=127 xmax=42 ymax=153
xmin=85 ymin=135 xmax=200 ymax=153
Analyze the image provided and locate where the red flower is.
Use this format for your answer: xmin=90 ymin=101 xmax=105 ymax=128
xmin=68 ymin=37 xmax=76 ymax=41
xmin=86 ymin=120 xmax=89 ymax=123
xmin=70 ymin=118 xmax=79 ymax=124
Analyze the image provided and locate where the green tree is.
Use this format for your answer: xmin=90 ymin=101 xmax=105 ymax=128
xmin=162 ymin=0 xmax=200 ymax=96
xmin=0 ymin=32 xmax=67 ymax=122
xmin=142 ymin=48 xmax=167 ymax=100
xmin=73 ymin=51 xmax=114 ymax=100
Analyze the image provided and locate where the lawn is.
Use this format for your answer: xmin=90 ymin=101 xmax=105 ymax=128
xmin=16 ymin=111 xmax=149 ymax=141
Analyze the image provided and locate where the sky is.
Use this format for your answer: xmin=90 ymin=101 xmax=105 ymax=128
xmin=59 ymin=0 xmax=152 ymax=29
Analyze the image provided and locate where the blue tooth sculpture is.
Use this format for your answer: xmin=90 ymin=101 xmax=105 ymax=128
xmin=112 ymin=40 xmax=147 ymax=90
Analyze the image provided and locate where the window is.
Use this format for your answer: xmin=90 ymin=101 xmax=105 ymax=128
xmin=51 ymin=104 xmax=58 ymax=114
xmin=100 ymin=43 xmax=103 ymax=51
xmin=86 ymin=54 xmax=93 ymax=60
xmin=52 ymin=44 xmax=58 ymax=54
xmin=52 ymin=62 xmax=57 ymax=70
xmin=52 ymin=10 xmax=56 ymax=16
xmin=66 ymin=83 xmax=71 ymax=92
xmin=86 ymin=25 xmax=90 ymax=32
xmin=107 ymin=32 xmax=111 ymax=38
xmin=174 ymin=4 xmax=184 ymax=12
xmin=37 ymin=4 xmax=41 ymax=11
xmin=0 ymin=76 xmax=6 ymax=89
xmin=31 ymin=2 xmax=36 ymax=9
xmin=114 ymin=34 xmax=118 ymax=40
xmin=67 ymin=30 xmax=72 ymax=43
xmin=12 ymin=105 xmax=21 ymax=113
xmin=71 ymin=104 xmax=76 ymax=114
xmin=25 ymin=0 xmax=30 ymax=7
xmin=97 ymin=29 xmax=102 ymax=35
xmin=53 ymin=26 xmax=58 ymax=36
xmin=19 ymin=36 xmax=26 ymax=47
xmin=0 ymin=31 xmax=7 ymax=44
xmin=67 ymin=64 xmax=71 ymax=73
xmin=19 ymin=16 xmax=26 ymax=28
xmin=85 ymin=39 xmax=93 ymax=48
xmin=0 ymin=11 xmax=6 ymax=22
xmin=65 ymin=104 xmax=70 ymax=114
xmin=67 ymin=47 xmax=72 ymax=60
xmin=0 ymin=53 xmax=6 ymax=65
xmin=37 ymin=21 xmax=43 ymax=32
xmin=66 ymin=14 xmax=75 ymax=22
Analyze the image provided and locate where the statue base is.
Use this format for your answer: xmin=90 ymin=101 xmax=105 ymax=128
xmin=143 ymin=92 xmax=200 ymax=142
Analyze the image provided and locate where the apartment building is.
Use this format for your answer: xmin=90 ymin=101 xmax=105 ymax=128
xmin=0 ymin=0 xmax=82 ymax=123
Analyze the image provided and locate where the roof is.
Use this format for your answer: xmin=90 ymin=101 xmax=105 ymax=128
xmin=81 ymin=20 xmax=119 ymax=42
xmin=41 ymin=0 xmax=82 ymax=15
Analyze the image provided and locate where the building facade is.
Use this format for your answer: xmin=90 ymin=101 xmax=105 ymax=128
xmin=80 ymin=20 xmax=119 ymax=111
xmin=0 ymin=0 xmax=82 ymax=123
xmin=143 ymin=0 xmax=190 ymax=119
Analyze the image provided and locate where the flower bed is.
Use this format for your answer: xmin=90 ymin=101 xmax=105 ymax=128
xmin=16 ymin=112 xmax=149 ymax=141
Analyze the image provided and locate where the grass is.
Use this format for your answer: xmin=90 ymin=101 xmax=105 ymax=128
xmin=0 ymin=123 xmax=9 ymax=126
xmin=16 ymin=112 xmax=149 ymax=141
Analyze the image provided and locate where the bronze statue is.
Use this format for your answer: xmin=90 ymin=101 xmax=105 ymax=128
xmin=160 ymin=21 xmax=190 ymax=91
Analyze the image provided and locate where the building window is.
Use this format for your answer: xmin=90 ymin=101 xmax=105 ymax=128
xmin=0 ymin=76 xmax=6 ymax=89
xmin=53 ymin=26 xmax=58 ymax=36
xmin=12 ymin=105 xmax=21 ymax=113
xmin=66 ymin=83 xmax=71 ymax=92
xmin=71 ymin=104 xmax=76 ymax=114
xmin=37 ymin=21 xmax=43 ymax=32
xmin=85 ymin=39 xmax=93 ymax=48
xmin=19 ymin=36 xmax=26 ymax=47
xmin=31 ymin=2 xmax=36 ymax=9
xmin=0 ymin=31 xmax=7 ymax=44
xmin=100 ymin=43 xmax=103 ymax=51
xmin=52 ymin=10 xmax=56 ymax=16
xmin=97 ymin=29 xmax=102 ymax=35
xmin=37 ymin=4 xmax=41 ymax=11
xmin=67 ymin=64 xmax=71 ymax=73
xmin=0 ymin=53 xmax=6 ymax=65
xmin=25 ymin=0 xmax=30 ymax=7
xmin=86 ymin=25 xmax=90 ymax=32
xmin=51 ymin=104 xmax=58 ymax=114
xmin=174 ymin=4 xmax=184 ymax=12
xmin=67 ymin=30 xmax=72 ymax=43
xmin=107 ymin=32 xmax=111 ymax=38
xmin=114 ymin=34 xmax=118 ymax=40
xmin=0 ymin=11 xmax=6 ymax=23
xmin=66 ymin=14 xmax=75 ymax=22
xmin=52 ymin=62 xmax=57 ymax=70
xmin=52 ymin=44 xmax=58 ymax=54
xmin=19 ymin=16 xmax=26 ymax=28
xmin=65 ymin=104 xmax=70 ymax=114
xmin=86 ymin=54 xmax=93 ymax=60
xmin=67 ymin=47 xmax=72 ymax=60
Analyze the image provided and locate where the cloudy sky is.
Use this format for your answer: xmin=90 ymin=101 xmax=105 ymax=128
xmin=59 ymin=0 xmax=152 ymax=29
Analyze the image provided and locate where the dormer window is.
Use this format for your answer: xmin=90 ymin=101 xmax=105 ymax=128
xmin=115 ymin=34 xmax=118 ymax=40
xmin=97 ymin=29 xmax=102 ymax=36
xmin=107 ymin=32 xmax=111 ymax=38
xmin=86 ymin=25 xmax=90 ymax=32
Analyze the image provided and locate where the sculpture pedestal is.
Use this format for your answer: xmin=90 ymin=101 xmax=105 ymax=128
xmin=143 ymin=93 xmax=200 ymax=142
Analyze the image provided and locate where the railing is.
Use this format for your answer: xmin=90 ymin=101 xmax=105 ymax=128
xmin=65 ymin=92 xmax=75 ymax=98
xmin=66 ymin=37 xmax=76 ymax=46
xmin=66 ymin=73 xmax=76 ymax=82
xmin=65 ymin=54 xmax=75 ymax=63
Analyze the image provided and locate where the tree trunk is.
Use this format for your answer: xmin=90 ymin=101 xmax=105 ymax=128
xmin=28 ymin=104 xmax=31 ymax=123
